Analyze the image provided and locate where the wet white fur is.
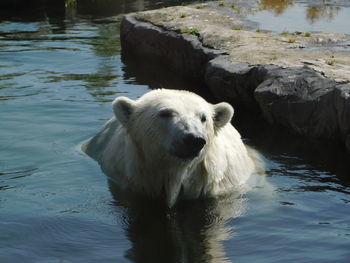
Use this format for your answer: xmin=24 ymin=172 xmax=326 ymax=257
xmin=83 ymin=89 xmax=257 ymax=207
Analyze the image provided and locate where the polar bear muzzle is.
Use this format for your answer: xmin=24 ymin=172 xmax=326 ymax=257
xmin=173 ymin=133 xmax=206 ymax=160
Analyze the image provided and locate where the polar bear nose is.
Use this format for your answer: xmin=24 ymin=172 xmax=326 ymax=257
xmin=183 ymin=134 xmax=206 ymax=153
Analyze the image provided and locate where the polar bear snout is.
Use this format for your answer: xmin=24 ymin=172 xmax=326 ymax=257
xmin=183 ymin=134 xmax=206 ymax=151
xmin=174 ymin=133 xmax=206 ymax=160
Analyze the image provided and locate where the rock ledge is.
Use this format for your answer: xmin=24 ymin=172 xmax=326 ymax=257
xmin=120 ymin=3 xmax=350 ymax=153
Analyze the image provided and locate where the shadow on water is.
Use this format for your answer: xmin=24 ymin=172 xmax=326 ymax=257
xmin=74 ymin=0 xmax=198 ymax=18
xmin=121 ymin=52 xmax=211 ymax=96
xmin=234 ymin=112 xmax=350 ymax=190
xmin=0 ymin=0 xmax=67 ymax=32
xmin=0 ymin=0 xmax=198 ymax=22
xmin=108 ymin=180 xmax=246 ymax=263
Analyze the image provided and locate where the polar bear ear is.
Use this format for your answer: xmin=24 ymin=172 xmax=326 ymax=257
xmin=112 ymin=96 xmax=136 ymax=125
xmin=213 ymin=102 xmax=234 ymax=129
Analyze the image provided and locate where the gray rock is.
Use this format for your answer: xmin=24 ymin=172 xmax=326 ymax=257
xmin=121 ymin=15 xmax=223 ymax=82
xmin=254 ymin=66 xmax=340 ymax=139
xmin=255 ymin=68 xmax=350 ymax=153
xmin=346 ymin=135 xmax=350 ymax=153
xmin=205 ymin=56 xmax=267 ymax=111
xmin=334 ymin=84 xmax=350 ymax=153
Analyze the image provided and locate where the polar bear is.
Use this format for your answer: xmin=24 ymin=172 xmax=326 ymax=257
xmin=83 ymin=89 xmax=258 ymax=207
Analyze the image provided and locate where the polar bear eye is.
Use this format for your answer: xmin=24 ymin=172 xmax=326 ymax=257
xmin=200 ymin=114 xmax=207 ymax=123
xmin=159 ymin=109 xmax=175 ymax=118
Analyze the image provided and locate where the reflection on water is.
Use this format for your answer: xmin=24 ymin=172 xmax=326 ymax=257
xmin=1 ymin=0 xmax=350 ymax=262
xmin=0 ymin=14 xmax=122 ymax=103
xmin=109 ymin=181 xmax=246 ymax=263
xmin=259 ymin=0 xmax=293 ymax=15
xmin=249 ymin=0 xmax=350 ymax=33
xmin=306 ymin=5 xmax=341 ymax=24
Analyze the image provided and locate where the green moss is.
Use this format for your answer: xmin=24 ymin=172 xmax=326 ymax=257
xmin=256 ymin=28 xmax=261 ymax=33
xmin=304 ymin=32 xmax=311 ymax=37
xmin=219 ymin=1 xmax=225 ymax=7
xmin=181 ymin=28 xmax=200 ymax=35
xmin=232 ymin=27 xmax=241 ymax=31
xmin=280 ymin=31 xmax=289 ymax=36
xmin=65 ymin=0 xmax=76 ymax=7
xmin=180 ymin=13 xmax=187 ymax=18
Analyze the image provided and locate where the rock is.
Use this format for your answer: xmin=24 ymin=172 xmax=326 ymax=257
xmin=254 ymin=66 xmax=340 ymax=139
xmin=121 ymin=14 xmax=223 ymax=83
xmin=255 ymin=70 xmax=350 ymax=151
xmin=205 ymin=56 xmax=267 ymax=111
xmin=334 ymin=84 xmax=350 ymax=153
xmin=346 ymin=135 xmax=350 ymax=153
xmin=120 ymin=3 xmax=350 ymax=154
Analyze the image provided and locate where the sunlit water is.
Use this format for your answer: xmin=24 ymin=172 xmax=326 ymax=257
xmin=0 ymin=0 xmax=349 ymax=262
xmin=247 ymin=0 xmax=350 ymax=34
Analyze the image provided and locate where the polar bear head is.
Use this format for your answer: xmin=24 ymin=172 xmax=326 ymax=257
xmin=112 ymin=89 xmax=233 ymax=162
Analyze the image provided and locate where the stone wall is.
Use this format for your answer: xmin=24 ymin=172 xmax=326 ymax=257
xmin=120 ymin=4 xmax=350 ymax=154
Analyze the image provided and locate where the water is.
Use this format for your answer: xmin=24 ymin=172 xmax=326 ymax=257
xmin=0 ymin=0 xmax=349 ymax=262
xmin=247 ymin=0 xmax=350 ymax=34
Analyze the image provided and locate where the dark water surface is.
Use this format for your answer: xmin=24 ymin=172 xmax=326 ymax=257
xmin=1 ymin=0 xmax=349 ymax=262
